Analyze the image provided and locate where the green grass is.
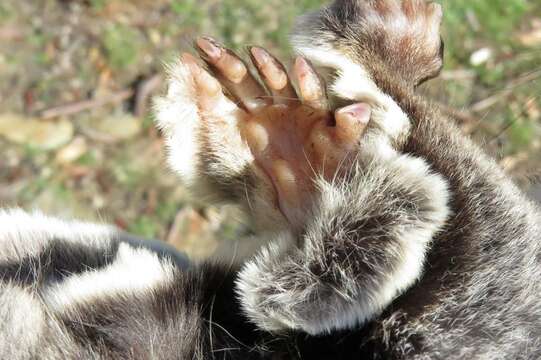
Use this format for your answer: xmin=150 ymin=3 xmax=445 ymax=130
xmin=212 ymin=0 xmax=325 ymax=53
xmin=156 ymin=200 xmax=182 ymax=223
xmin=19 ymin=176 xmax=50 ymax=203
xmin=76 ymin=152 xmax=98 ymax=167
xmin=0 ymin=3 xmax=13 ymax=22
xmin=103 ymin=24 xmax=139 ymax=69
xmin=90 ymin=0 xmax=107 ymax=11
xmin=170 ymin=0 xmax=205 ymax=26
xmin=111 ymin=161 xmax=145 ymax=189
xmin=437 ymin=0 xmax=540 ymax=155
xmin=441 ymin=0 xmax=531 ymax=66
xmin=128 ymin=216 xmax=160 ymax=238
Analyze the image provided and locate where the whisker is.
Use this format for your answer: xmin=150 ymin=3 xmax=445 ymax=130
xmin=208 ymin=295 xmax=216 ymax=358
xmin=203 ymin=319 xmax=251 ymax=349
xmin=302 ymin=148 xmax=318 ymax=180
xmin=243 ymin=177 xmax=254 ymax=213
xmin=256 ymin=95 xmax=301 ymax=102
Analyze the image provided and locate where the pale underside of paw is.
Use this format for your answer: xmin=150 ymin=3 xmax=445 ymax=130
xmin=157 ymin=37 xmax=373 ymax=231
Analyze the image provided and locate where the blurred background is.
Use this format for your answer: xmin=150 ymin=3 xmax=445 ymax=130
xmin=0 ymin=0 xmax=540 ymax=259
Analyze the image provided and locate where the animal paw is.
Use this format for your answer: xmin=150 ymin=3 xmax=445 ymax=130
xmin=237 ymin=243 xmax=368 ymax=335
xmin=292 ymin=0 xmax=444 ymax=86
xmin=156 ymin=39 xmax=371 ymax=232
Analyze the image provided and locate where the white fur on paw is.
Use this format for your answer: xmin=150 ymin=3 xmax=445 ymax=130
xmin=235 ymin=236 xmax=307 ymax=333
xmin=154 ymin=60 xmax=253 ymax=201
xmin=237 ymin=264 xmax=314 ymax=333
xmin=236 ymin=236 xmax=363 ymax=336
xmin=237 ymin=253 xmax=371 ymax=335
xmin=154 ymin=61 xmax=204 ymax=184
xmin=294 ymin=45 xmax=411 ymax=143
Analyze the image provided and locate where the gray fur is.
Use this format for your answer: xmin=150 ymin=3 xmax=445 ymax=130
xmin=0 ymin=210 xmax=260 ymax=360
xmin=0 ymin=1 xmax=539 ymax=359
xmin=275 ymin=0 xmax=541 ymax=357
xmin=237 ymin=139 xmax=451 ymax=335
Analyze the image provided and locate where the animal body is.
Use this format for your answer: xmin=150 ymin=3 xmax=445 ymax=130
xmin=1 ymin=1 xmax=539 ymax=359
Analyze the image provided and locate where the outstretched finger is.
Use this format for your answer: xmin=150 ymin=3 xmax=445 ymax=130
xmin=249 ymin=46 xmax=297 ymax=106
xmin=294 ymin=57 xmax=328 ymax=110
xmin=196 ymin=37 xmax=269 ymax=112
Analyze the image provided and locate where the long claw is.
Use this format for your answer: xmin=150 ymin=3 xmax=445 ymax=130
xmin=250 ymin=47 xmax=297 ymax=105
xmin=294 ymin=57 xmax=327 ymax=110
xmin=196 ymin=37 xmax=269 ymax=112
xmin=196 ymin=37 xmax=246 ymax=83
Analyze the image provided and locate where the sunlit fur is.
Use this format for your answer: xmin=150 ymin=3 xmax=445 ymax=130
xmin=154 ymin=60 xmax=288 ymax=239
xmin=1 ymin=1 xmax=540 ymax=359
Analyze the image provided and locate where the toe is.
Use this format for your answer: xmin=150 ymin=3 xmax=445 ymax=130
xmin=250 ymin=46 xmax=297 ymax=105
xmin=272 ymin=159 xmax=299 ymax=200
xmin=294 ymin=57 xmax=327 ymax=110
xmin=308 ymin=121 xmax=346 ymax=177
xmin=181 ymin=53 xmax=224 ymax=110
xmin=196 ymin=37 xmax=269 ymax=111
xmin=271 ymin=158 xmax=303 ymax=219
xmin=196 ymin=37 xmax=246 ymax=83
xmin=334 ymin=103 xmax=370 ymax=148
xmin=309 ymin=121 xmax=335 ymax=161
xmin=306 ymin=103 xmax=370 ymax=178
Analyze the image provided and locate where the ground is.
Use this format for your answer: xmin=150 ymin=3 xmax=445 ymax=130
xmin=0 ymin=0 xmax=540 ymax=259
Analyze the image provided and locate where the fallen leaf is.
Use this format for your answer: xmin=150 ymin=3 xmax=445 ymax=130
xmin=0 ymin=113 xmax=73 ymax=150
xmin=517 ymin=28 xmax=541 ymax=47
xmin=81 ymin=113 xmax=142 ymax=143
xmin=55 ymin=136 xmax=88 ymax=164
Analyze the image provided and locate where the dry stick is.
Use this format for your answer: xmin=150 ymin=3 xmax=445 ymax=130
xmin=436 ymin=69 xmax=541 ymax=125
xmin=470 ymin=69 xmax=541 ymax=113
xmin=39 ymin=73 xmax=164 ymax=120
xmin=39 ymin=89 xmax=134 ymax=119
xmin=450 ymin=69 xmax=541 ymax=135
xmin=134 ymin=74 xmax=163 ymax=118
xmin=470 ymin=89 xmax=513 ymax=114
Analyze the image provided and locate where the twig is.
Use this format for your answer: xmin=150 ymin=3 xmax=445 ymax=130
xmin=470 ymin=69 xmax=541 ymax=113
xmin=134 ymin=74 xmax=163 ymax=118
xmin=470 ymin=89 xmax=513 ymax=113
xmin=39 ymin=89 xmax=134 ymax=119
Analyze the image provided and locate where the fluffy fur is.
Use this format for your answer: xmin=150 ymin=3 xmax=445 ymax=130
xmin=283 ymin=1 xmax=541 ymax=357
xmin=1 ymin=1 xmax=540 ymax=359
xmin=154 ymin=60 xmax=288 ymax=237
xmin=237 ymin=128 xmax=451 ymax=335
xmin=0 ymin=210 xmax=266 ymax=359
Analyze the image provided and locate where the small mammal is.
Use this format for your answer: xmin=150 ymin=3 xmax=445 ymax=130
xmin=1 ymin=1 xmax=539 ymax=359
